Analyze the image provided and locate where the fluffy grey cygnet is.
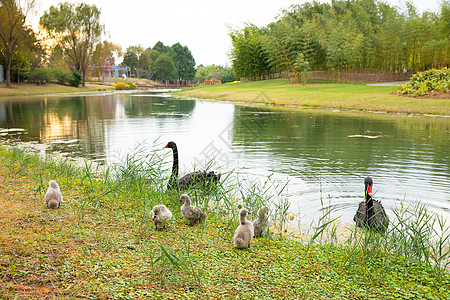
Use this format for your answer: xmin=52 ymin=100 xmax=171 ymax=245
xmin=179 ymin=194 xmax=205 ymax=225
xmin=253 ymin=206 xmax=269 ymax=237
xmin=234 ymin=208 xmax=254 ymax=249
xmin=151 ymin=204 xmax=173 ymax=230
xmin=45 ymin=180 xmax=62 ymax=209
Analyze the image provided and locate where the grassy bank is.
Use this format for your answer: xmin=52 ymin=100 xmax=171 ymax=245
xmin=0 ymin=144 xmax=449 ymax=299
xmin=176 ymin=79 xmax=450 ymax=116
xmin=0 ymin=82 xmax=114 ymax=97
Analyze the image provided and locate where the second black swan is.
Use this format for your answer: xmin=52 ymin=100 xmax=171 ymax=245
xmin=353 ymin=177 xmax=389 ymax=233
xmin=164 ymin=141 xmax=221 ymax=190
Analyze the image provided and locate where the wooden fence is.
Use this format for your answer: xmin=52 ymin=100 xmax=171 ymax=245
xmin=241 ymin=70 xmax=416 ymax=83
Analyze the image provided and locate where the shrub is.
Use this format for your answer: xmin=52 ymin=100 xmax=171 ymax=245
xmin=398 ymin=67 xmax=450 ymax=96
xmin=69 ymin=69 xmax=82 ymax=87
xmin=28 ymin=68 xmax=54 ymax=85
xmin=114 ymin=79 xmax=137 ymax=90
xmin=52 ymin=68 xmax=73 ymax=85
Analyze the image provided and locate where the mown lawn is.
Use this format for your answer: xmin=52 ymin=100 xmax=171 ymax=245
xmin=177 ymin=79 xmax=450 ymax=115
xmin=0 ymin=82 xmax=114 ymax=97
xmin=0 ymin=145 xmax=448 ymax=299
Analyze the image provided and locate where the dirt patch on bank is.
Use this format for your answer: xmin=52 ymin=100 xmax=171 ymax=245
xmin=396 ymin=91 xmax=450 ymax=99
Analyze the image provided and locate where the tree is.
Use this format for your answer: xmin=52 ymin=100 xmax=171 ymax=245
xmin=152 ymin=41 xmax=174 ymax=57
xmin=0 ymin=0 xmax=36 ymax=88
xmin=229 ymin=0 xmax=448 ymax=79
xmin=171 ymin=42 xmax=196 ymax=80
xmin=229 ymin=25 xmax=269 ymax=81
xmin=11 ymin=48 xmax=30 ymax=82
xmin=152 ymin=53 xmax=177 ymax=81
xmin=121 ymin=50 xmax=138 ymax=76
xmin=92 ymin=41 xmax=122 ymax=81
xmin=126 ymin=45 xmax=144 ymax=58
xmin=195 ymin=64 xmax=235 ymax=83
xmin=40 ymin=2 xmax=104 ymax=87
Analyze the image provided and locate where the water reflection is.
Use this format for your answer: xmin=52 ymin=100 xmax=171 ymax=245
xmin=0 ymin=92 xmax=448 ymax=228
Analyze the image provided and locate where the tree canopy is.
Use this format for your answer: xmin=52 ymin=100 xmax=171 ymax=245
xmin=121 ymin=41 xmax=196 ymax=81
xmin=0 ymin=0 xmax=37 ymax=88
xmin=195 ymin=64 xmax=235 ymax=83
xmin=229 ymin=0 xmax=450 ymax=81
xmin=40 ymin=2 xmax=104 ymax=86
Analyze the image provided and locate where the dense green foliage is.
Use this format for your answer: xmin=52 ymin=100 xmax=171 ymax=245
xmin=121 ymin=51 xmax=139 ymax=75
xmin=172 ymin=42 xmax=196 ymax=80
xmin=121 ymin=41 xmax=196 ymax=81
xmin=398 ymin=68 xmax=450 ymax=96
xmin=28 ymin=67 xmax=53 ymax=84
xmin=69 ymin=68 xmax=82 ymax=87
xmin=195 ymin=64 xmax=235 ymax=83
xmin=40 ymin=2 xmax=104 ymax=87
xmin=26 ymin=67 xmax=82 ymax=87
xmin=51 ymin=68 xmax=72 ymax=85
xmin=0 ymin=0 xmax=40 ymax=87
xmin=229 ymin=0 xmax=450 ymax=81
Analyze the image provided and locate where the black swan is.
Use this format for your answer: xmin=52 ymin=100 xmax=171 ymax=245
xmin=353 ymin=177 xmax=389 ymax=233
xmin=164 ymin=141 xmax=221 ymax=190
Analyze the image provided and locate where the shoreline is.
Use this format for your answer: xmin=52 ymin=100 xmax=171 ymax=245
xmin=0 ymin=144 xmax=449 ymax=298
xmin=0 ymin=82 xmax=115 ymax=98
xmin=175 ymin=79 xmax=450 ymax=116
xmin=2 ymin=81 xmax=448 ymax=116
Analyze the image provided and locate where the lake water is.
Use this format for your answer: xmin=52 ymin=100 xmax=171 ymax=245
xmin=1 ymin=90 xmax=449 ymax=231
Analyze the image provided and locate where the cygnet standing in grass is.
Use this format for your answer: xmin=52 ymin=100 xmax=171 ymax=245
xmin=179 ymin=194 xmax=205 ymax=226
xmin=253 ymin=206 xmax=269 ymax=237
xmin=234 ymin=208 xmax=254 ymax=249
xmin=151 ymin=204 xmax=173 ymax=230
xmin=45 ymin=180 xmax=62 ymax=209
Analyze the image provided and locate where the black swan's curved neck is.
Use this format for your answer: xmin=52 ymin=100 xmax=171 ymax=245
xmin=169 ymin=144 xmax=179 ymax=189
xmin=365 ymin=184 xmax=374 ymax=223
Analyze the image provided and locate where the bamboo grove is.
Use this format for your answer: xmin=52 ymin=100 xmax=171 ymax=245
xmin=228 ymin=0 xmax=450 ymax=81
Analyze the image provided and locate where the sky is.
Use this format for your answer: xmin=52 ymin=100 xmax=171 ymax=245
xmin=31 ymin=0 xmax=443 ymax=67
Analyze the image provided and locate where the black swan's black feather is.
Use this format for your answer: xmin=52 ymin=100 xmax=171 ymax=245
xmin=165 ymin=141 xmax=221 ymax=190
xmin=353 ymin=177 xmax=389 ymax=233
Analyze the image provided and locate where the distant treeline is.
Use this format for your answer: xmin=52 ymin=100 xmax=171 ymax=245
xmin=121 ymin=42 xmax=235 ymax=83
xmin=229 ymin=0 xmax=450 ymax=81
xmin=120 ymin=41 xmax=196 ymax=81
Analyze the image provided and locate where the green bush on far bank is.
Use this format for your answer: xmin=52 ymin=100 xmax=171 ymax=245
xmin=28 ymin=68 xmax=53 ymax=85
xmin=398 ymin=68 xmax=450 ymax=96
xmin=27 ymin=67 xmax=83 ymax=87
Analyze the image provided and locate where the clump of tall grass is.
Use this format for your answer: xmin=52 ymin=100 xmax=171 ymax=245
xmin=387 ymin=201 xmax=450 ymax=269
xmin=149 ymin=236 xmax=203 ymax=287
xmin=343 ymin=199 xmax=450 ymax=276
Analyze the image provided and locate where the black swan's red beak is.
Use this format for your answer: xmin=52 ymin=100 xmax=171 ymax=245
xmin=367 ymin=184 xmax=373 ymax=197
xmin=163 ymin=143 xmax=169 ymax=149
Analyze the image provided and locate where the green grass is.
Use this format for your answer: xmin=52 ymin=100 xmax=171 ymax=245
xmin=0 ymin=143 xmax=449 ymax=299
xmin=0 ymin=82 xmax=114 ymax=97
xmin=176 ymin=79 xmax=450 ymax=115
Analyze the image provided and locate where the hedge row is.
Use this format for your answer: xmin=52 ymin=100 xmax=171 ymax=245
xmin=28 ymin=68 xmax=82 ymax=87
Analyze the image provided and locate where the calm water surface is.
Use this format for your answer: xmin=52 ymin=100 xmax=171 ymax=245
xmin=1 ymin=90 xmax=449 ymax=229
